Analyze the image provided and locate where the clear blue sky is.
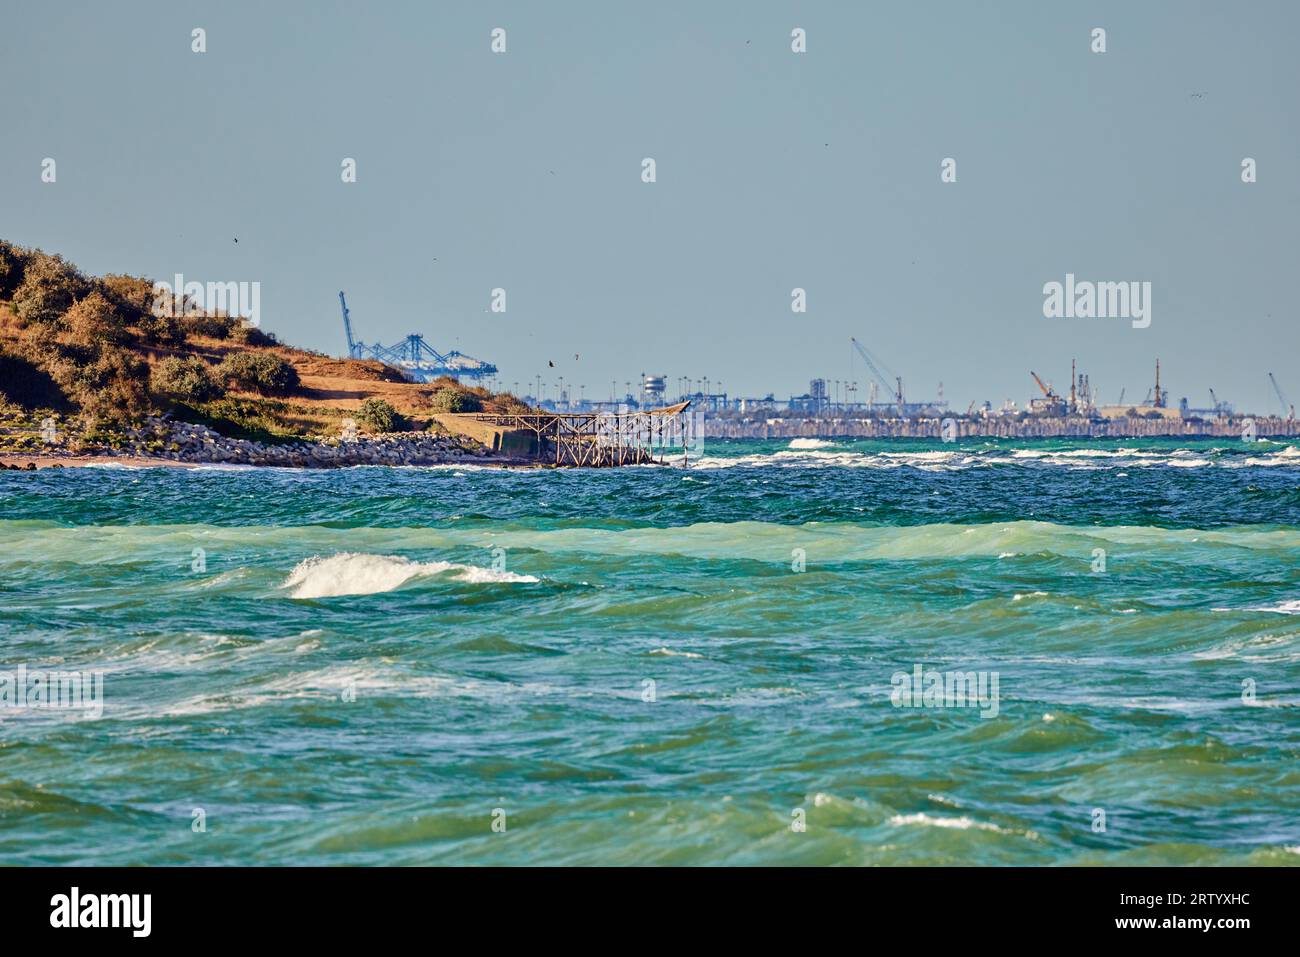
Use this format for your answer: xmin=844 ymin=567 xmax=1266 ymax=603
xmin=3 ymin=1 xmax=1297 ymax=410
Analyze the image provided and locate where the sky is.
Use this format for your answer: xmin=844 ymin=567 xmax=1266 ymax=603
xmin=2 ymin=1 xmax=1298 ymax=411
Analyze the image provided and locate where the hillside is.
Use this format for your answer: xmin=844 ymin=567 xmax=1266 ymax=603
xmin=0 ymin=239 xmax=528 ymax=458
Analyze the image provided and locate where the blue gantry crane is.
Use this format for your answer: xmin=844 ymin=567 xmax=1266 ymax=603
xmin=338 ymin=291 xmax=498 ymax=382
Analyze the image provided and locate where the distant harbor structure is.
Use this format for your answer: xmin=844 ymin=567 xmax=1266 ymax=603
xmin=707 ymin=413 xmax=1300 ymax=440
xmin=514 ymin=354 xmax=1297 ymax=440
xmin=338 ymin=291 xmax=497 ymax=382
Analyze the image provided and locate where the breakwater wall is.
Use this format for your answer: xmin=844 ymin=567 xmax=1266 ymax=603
xmin=706 ymin=416 xmax=1300 ymax=440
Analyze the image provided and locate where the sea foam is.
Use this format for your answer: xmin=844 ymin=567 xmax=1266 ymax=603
xmin=283 ymin=552 xmax=536 ymax=598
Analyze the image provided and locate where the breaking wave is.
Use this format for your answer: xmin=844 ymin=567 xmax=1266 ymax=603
xmin=283 ymin=552 xmax=537 ymax=598
xmin=693 ymin=443 xmax=1300 ymax=471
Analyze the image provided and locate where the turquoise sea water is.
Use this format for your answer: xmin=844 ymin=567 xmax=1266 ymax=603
xmin=1 ymin=436 xmax=1298 ymax=865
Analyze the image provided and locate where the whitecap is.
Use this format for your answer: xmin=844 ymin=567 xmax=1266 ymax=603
xmin=282 ymin=552 xmax=537 ymax=598
xmin=888 ymin=813 xmax=1005 ymax=832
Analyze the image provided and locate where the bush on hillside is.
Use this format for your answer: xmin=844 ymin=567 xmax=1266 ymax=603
xmin=216 ymin=351 xmax=299 ymax=396
xmin=428 ymin=388 xmax=482 ymax=413
xmin=227 ymin=321 xmax=276 ymax=347
xmin=187 ymin=397 xmax=297 ymax=444
xmin=184 ymin=313 xmax=237 ymax=340
xmin=62 ymin=292 xmax=129 ymax=347
xmin=137 ymin=311 xmax=188 ymax=346
xmin=11 ymin=251 xmax=86 ymax=325
xmin=0 ymin=241 xmax=27 ymax=298
xmin=151 ymin=356 xmax=224 ymax=403
xmin=52 ymin=346 xmax=150 ymax=424
xmin=495 ymin=393 xmax=533 ymax=414
xmin=97 ymin=274 xmax=156 ymax=325
xmin=355 ymin=398 xmax=403 ymax=433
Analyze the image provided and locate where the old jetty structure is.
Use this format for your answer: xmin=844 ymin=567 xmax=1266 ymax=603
xmin=436 ymin=401 xmax=698 ymax=467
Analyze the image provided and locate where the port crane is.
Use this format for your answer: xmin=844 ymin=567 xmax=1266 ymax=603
xmin=850 ymin=337 xmax=905 ymax=415
xmin=1268 ymin=372 xmax=1294 ymax=419
xmin=337 ymin=291 xmax=498 ymax=382
xmin=1029 ymin=370 xmax=1071 ymax=415
xmin=1030 ymin=371 xmax=1059 ymax=400
xmin=1207 ymin=387 xmax=1233 ymax=417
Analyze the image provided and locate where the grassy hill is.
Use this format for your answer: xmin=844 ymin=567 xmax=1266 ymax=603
xmin=0 ymin=239 xmax=526 ymax=451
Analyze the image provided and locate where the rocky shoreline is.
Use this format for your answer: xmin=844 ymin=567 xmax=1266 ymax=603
xmin=1 ymin=416 xmax=531 ymax=469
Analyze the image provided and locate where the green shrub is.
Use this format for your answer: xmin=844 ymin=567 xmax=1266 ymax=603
xmin=12 ymin=251 xmax=86 ymax=325
xmin=355 ymin=398 xmax=403 ymax=433
xmin=187 ymin=397 xmax=296 ymax=443
xmin=62 ymin=292 xmax=129 ymax=346
xmin=216 ymin=351 xmax=299 ymax=396
xmin=97 ymin=274 xmax=155 ymax=325
xmin=497 ymin=393 xmax=533 ymax=414
xmin=227 ymin=321 xmax=277 ymax=347
xmin=137 ymin=312 xmax=188 ymax=346
xmin=184 ymin=313 xmax=238 ymax=340
xmin=0 ymin=241 xmax=27 ymax=299
xmin=61 ymin=346 xmax=150 ymax=424
xmin=151 ymin=356 xmax=224 ymax=402
xmin=428 ymin=388 xmax=482 ymax=413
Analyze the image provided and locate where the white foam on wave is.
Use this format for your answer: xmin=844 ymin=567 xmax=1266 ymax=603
xmin=888 ymin=812 xmax=1007 ymax=833
xmin=688 ymin=443 xmax=1292 ymax=471
xmin=1242 ymin=447 xmax=1300 ymax=466
xmin=282 ymin=552 xmax=537 ymax=598
xmin=693 ymin=448 xmax=973 ymax=471
xmin=1244 ymin=599 xmax=1300 ymax=615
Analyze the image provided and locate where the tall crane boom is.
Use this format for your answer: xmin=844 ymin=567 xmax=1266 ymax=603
xmin=1030 ymin=371 xmax=1056 ymax=398
xmin=1269 ymin=372 xmax=1293 ymax=419
xmin=339 ymin=291 xmax=358 ymax=357
xmin=849 ymin=337 xmax=894 ymax=397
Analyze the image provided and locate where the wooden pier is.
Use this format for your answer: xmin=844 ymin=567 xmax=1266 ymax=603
xmin=436 ymin=401 xmax=697 ymax=467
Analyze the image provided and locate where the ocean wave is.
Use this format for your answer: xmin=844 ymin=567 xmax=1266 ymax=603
xmin=4 ymin=519 xmax=1300 ymax=569
xmin=282 ymin=552 xmax=537 ymax=598
xmin=1229 ymin=599 xmax=1300 ymax=615
xmin=692 ymin=443 xmax=1300 ymax=471
xmin=888 ymin=812 xmax=1008 ymax=833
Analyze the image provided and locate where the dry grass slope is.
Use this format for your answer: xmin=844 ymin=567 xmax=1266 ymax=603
xmin=0 ymin=239 xmax=529 ymax=447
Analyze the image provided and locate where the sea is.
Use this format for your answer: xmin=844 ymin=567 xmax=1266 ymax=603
xmin=1 ymin=436 xmax=1298 ymax=865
